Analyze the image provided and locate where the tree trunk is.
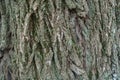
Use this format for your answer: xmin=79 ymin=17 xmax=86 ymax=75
xmin=0 ymin=0 xmax=120 ymax=80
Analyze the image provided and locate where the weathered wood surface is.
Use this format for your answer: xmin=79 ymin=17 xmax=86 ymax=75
xmin=0 ymin=0 xmax=120 ymax=80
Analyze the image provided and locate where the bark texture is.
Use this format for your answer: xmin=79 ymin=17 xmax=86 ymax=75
xmin=0 ymin=0 xmax=120 ymax=80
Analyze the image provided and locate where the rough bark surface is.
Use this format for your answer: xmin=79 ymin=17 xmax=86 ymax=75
xmin=0 ymin=0 xmax=120 ymax=80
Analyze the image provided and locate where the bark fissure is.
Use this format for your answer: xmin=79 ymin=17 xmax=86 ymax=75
xmin=0 ymin=0 xmax=120 ymax=80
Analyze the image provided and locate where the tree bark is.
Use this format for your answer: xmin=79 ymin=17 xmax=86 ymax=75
xmin=0 ymin=0 xmax=120 ymax=80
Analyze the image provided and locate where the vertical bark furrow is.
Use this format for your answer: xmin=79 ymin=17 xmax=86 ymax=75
xmin=0 ymin=0 xmax=119 ymax=80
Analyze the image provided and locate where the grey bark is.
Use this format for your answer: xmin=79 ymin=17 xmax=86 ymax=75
xmin=0 ymin=0 xmax=120 ymax=80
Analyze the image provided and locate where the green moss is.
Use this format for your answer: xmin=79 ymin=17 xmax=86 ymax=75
xmin=65 ymin=0 xmax=76 ymax=9
xmin=88 ymin=70 xmax=93 ymax=80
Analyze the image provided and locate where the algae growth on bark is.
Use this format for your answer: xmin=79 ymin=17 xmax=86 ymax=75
xmin=0 ymin=0 xmax=120 ymax=80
